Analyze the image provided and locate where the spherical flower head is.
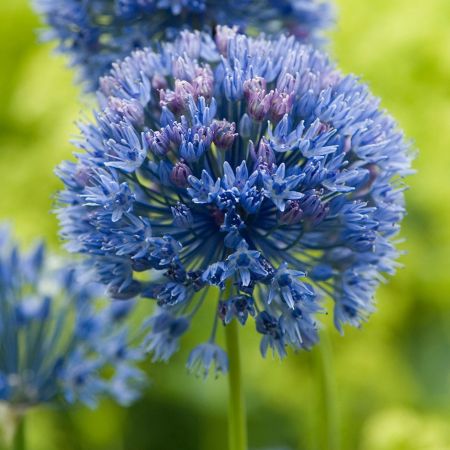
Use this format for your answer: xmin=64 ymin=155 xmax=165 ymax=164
xmin=0 ymin=224 xmax=145 ymax=409
xmin=33 ymin=0 xmax=335 ymax=90
xmin=57 ymin=27 xmax=412 ymax=375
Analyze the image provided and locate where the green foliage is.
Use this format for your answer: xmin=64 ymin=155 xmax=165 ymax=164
xmin=0 ymin=0 xmax=449 ymax=448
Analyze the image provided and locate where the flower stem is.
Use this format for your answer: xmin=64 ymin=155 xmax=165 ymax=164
xmin=224 ymin=281 xmax=247 ymax=450
xmin=316 ymin=330 xmax=340 ymax=450
xmin=8 ymin=409 xmax=26 ymax=450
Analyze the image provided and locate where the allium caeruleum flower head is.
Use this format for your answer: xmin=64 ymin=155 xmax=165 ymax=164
xmin=34 ymin=0 xmax=334 ymax=90
xmin=57 ymin=27 xmax=412 ymax=376
xmin=0 ymin=225 xmax=145 ymax=408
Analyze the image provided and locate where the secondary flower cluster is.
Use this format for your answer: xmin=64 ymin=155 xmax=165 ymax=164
xmin=34 ymin=0 xmax=334 ymax=90
xmin=0 ymin=225 xmax=145 ymax=408
xmin=57 ymin=27 xmax=411 ymax=375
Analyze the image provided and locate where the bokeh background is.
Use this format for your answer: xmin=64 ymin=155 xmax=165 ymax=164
xmin=1 ymin=0 xmax=449 ymax=449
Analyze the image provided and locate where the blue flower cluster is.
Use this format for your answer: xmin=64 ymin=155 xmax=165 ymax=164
xmin=57 ymin=27 xmax=411 ymax=375
xmin=0 ymin=225 xmax=145 ymax=408
xmin=34 ymin=0 xmax=334 ymax=90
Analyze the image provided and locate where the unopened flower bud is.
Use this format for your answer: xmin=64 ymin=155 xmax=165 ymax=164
xmin=248 ymin=91 xmax=273 ymax=121
xmin=193 ymin=67 xmax=214 ymax=99
xmin=164 ymin=122 xmax=184 ymax=146
xmin=108 ymin=97 xmax=144 ymax=127
xmin=256 ymin=138 xmax=276 ymax=166
xmin=239 ymin=113 xmax=252 ymax=138
xmin=243 ymin=77 xmax=267 ymax=99
xmin=160 ymin=79 xmax=195 ymax=114
xmin=215 ymin=26 xmax=238 ymax=55
xmin=212 ymin=120 xmax=237 ymax=150
xmin=175 ymin=79 xmax=196 ymax=99
xmin=270 ymin=91 xmax=293 ymax=122
xmin=300 ymin=192 xmax=329 ymax=226
xmin=170 ymin=162 xmax=192 ymax=188
xmin=108 ymin=280 xmax=142 ymax=300
xmin=279 ymin=200 xmax=304 ymax=225
xmin=144 ymin=130 xmax=170 ymax=156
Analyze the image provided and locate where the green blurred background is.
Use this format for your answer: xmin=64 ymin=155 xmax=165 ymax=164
xmin=0 ymin=0 xmax=449 ymax=449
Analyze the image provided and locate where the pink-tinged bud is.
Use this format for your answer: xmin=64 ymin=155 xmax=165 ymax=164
xmin=170 ymin=162 xmax=192 ymax=188
xmin=270 ymin=91 xmax=294 ymax=122
xmin=300 ymin=192 xmax=329 ymax=226
xmin=175 ymin=79 xmax=196 ymax=99
xmin=107 ymin=97 xmax=144 ymax=127
xmin=247 ymin=90 xmax=273 ymax=121
xmin=256 ymin=138 xmax=276 ymax=166
xmin=243 ymin=77 xmax=267 ymax=100
xmin=159 ymin=89 xmax=181 ymax=114
xmin=152 ymin=73 xmax=168 ymax=90
xmin=279 ymin=200 xmax=304 ymax=225
xmin=160 ymin=79 xmax=195 ymax=114
xmin=243 ymin=77 xmax=273 ymax=121
xmin=212 ymin=120 xmax=237 ymax=150
xmin=144 ymin=130 xmax=170 ymax=156
xmin=193 ymin=67 xmax=214 ymax=99
xmin=215 ymin=26 xmax=238 ymax=56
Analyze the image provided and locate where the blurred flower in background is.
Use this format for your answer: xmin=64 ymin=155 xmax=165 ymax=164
xmin=33 ymin=0 xmax=334 ymax=89
xmin=0 ymin=224 xmax=145 ymax=412
xmin=57 ymin=26 xmax=411 ymax=376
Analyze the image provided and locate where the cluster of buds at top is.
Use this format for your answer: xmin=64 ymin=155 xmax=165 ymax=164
xmin=145 ymin=117 xmax=238 ymax=164
xmin=160 ymin=67 xmax=214 ymax=115
xmin=243 ymin=76 xmax=294 ymax=122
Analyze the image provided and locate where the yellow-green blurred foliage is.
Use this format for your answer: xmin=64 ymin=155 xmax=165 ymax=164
xmin=0 ymin=0 xmax=449 ymax=449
